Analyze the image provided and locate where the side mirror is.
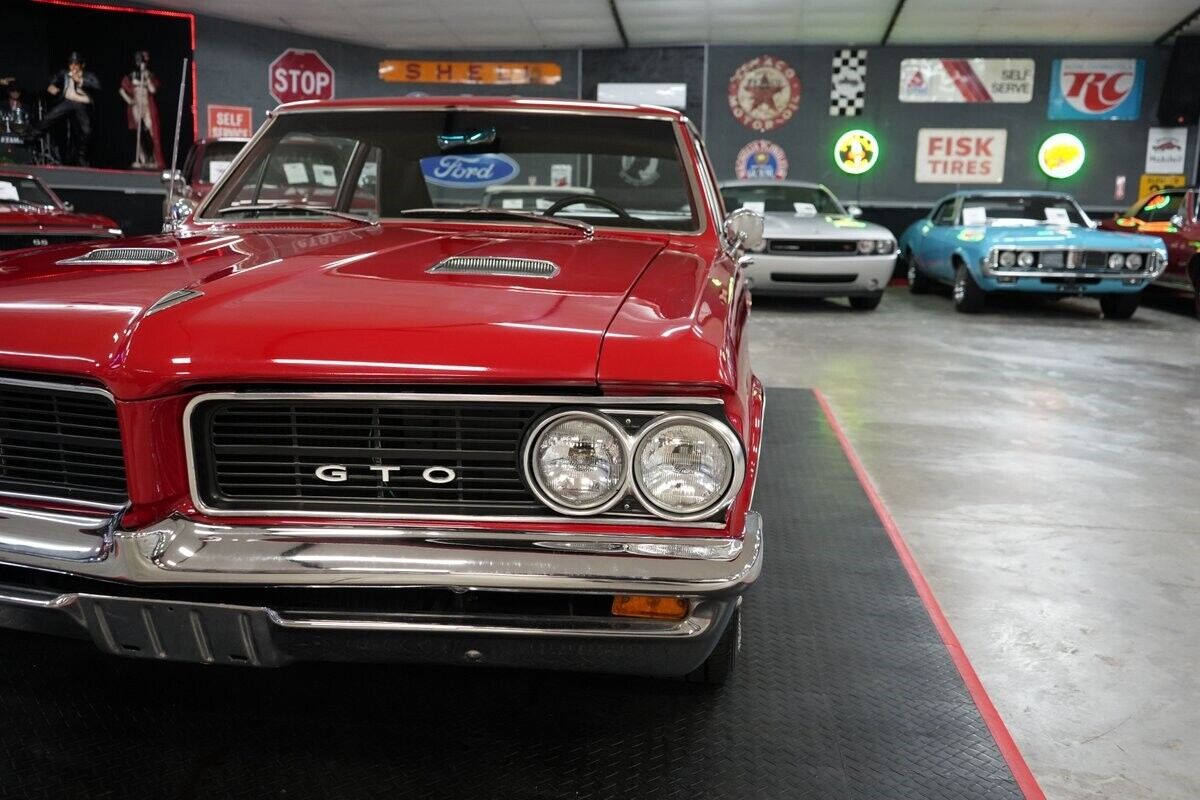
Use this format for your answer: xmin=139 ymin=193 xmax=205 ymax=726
xmin=161 ymin=169 xmax=183 ymax=184
xmin=723 ymin=208 xmax=764 ymax=254
xmin=163 ymin=197 xmax=194 ymax=232
xmin=1170 ymin=214 xmax=1184 ymax=227
xmin=847 ymin=205 xmax=863 ymax=218
xmin=62 ymin=201 xmax=74 ymax=212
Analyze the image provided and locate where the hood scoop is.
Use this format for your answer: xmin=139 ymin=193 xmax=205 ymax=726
xmin=59 ymin=247 xmax=179 ymax=266
xmin=427 ymin=256 xmax=560 ymax=279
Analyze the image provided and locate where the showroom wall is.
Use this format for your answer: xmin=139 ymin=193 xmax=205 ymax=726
xmin=185 ymin=12 xmax=1193 ymax=212
xmin=704 ymin=45 xmax=1183 ymax=211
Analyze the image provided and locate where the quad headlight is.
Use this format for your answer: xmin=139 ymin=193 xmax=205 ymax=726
xmin=633 ymin=415 xmax=738 ymax=520
xmin=856 ymin=239 xmax=875 ymax=254
xmin=1017 ymin=251 xmax=1036 ymax=269
xmin=875 ymin=239 xmax=896 ymax=255
xmin=998 ymin=250 xmax=1017 ymax=268
xmin=524 ymin=409 xmax=743 ymax=521
xmin=1107 ymin=253 xmax=1125 ymax=270
xmin=528 ymin=412 xmax=627 ymax=514
xmin=1124 ymin=253 xmax=1143 ymax=270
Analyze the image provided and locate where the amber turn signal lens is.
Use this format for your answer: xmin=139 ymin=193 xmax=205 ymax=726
xmin=611 ymin=595 xmax=689 ymax=620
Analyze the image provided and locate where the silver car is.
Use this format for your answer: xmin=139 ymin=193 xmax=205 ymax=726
xmin=719 ymin=181 xmax=897 ymax=310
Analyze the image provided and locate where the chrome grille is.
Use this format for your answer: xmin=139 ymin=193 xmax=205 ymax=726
xmin=188 ymin=395 xmax=729 ymax=521
xmin=768 ymin=239 xmax=858 ymax=256
xmin=0 ymin=379 xmax=127 ymax=508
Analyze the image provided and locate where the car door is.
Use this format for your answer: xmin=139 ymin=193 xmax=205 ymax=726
xmin=921 ymin=197 xmax=962 ymax=281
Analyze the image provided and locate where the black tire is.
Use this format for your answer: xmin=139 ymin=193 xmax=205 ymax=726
xmin=953 ymin=263 xmax=987 ymax=313
xmin=685 ymin=607 xmax=740 ymax=686
xmin=907 ymin=254 xmax=932 ymax=294
xmin=1099 ymin=293 xmax=1140 ymax=320
xmin=849 ymin=292 xmax=883 ymax=311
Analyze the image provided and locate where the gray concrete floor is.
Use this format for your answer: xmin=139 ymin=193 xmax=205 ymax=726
xmin=748 ymin=286 xmax=1200 ymax=800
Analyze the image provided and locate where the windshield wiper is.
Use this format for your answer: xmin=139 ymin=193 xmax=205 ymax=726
xmin=215 ymin=203 xmax=378 ymax=226
xmin=397 ymin=207 xmax=593 ymax=237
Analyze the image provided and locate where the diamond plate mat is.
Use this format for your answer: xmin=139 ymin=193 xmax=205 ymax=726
xmin=0 ymin=389 xmax=1023 ymax=800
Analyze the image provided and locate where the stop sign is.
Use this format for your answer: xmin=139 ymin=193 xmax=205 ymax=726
xmin=268 ymin=49 xmax=336 ymax=105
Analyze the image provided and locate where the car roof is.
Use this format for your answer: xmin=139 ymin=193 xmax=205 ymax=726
xmin=273 ymin=96 xmax=687 ymax=122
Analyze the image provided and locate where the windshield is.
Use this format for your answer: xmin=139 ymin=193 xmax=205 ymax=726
xmin=720 ymin=184 xmax=845 ymax=215
xmin=194 ymin=140 xmax=247 ymax=185
xmin=0 ymin=175 xmax=56 ymax=207
xmin=959 ymin=195 xmax=1089 ymax=227
xmin=203 ymin=110 xmax=700 ymax=232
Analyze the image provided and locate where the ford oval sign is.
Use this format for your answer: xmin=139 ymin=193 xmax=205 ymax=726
xmin=420 ymin=154 xmax=520 ymax=188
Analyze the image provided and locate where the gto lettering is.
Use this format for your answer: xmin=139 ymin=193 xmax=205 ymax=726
xmin=315 ymin=464 xmax=347 ymax=482
xmin=368 ymin=465 xmax=402 ymax=482
xmin=313 ymin=464 xmax=458 ymax=484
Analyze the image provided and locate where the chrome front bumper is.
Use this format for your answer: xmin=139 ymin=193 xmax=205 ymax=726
xmin=0 ymin=505 xmax=762 ymax=674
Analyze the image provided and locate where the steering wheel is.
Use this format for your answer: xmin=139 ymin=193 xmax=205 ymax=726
xmin=543 ymin=194 xmax=632 ymax=219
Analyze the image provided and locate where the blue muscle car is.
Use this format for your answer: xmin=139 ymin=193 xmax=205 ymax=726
xmin=898 ymin=191 xmax=1167 ymax=319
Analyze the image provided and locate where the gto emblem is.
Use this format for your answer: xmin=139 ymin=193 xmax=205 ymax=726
xmin=314 ymin=464 xmax=457 ymax=484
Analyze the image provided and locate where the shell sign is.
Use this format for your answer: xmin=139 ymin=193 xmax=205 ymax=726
xmin=1038 ymin=133 xmax=1086 ymax=179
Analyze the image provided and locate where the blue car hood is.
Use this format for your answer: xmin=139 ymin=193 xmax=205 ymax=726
xmin=978 ymin=225 xmax=1162 ymax=250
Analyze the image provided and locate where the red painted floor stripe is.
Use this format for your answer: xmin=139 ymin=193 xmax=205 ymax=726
xmin=812 ymin=388 xmax=1047 ymax=800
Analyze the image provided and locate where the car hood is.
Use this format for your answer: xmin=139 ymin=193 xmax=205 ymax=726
xmin=0 ymin=224 xmax=667 ymax=398
xmin=761 ymin=211 xmax=891 ymax=240
xmin=0 ymin=205 xmax=118 ymax=231
xmin=976 ymin=225 xmax=1164 ymax=250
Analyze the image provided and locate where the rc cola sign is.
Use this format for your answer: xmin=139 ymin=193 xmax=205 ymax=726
xmin=420 ymin=154 xmax=520 ymax=188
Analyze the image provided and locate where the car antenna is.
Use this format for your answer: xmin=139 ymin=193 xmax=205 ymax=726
xmin=163 ymin=57 xmax=189 ymax=233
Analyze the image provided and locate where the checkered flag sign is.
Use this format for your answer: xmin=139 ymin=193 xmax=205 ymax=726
xmin=830 ymin=48 xmax=867 ymax=116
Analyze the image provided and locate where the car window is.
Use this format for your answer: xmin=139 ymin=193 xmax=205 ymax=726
xmin=197 ymin=141 xmax=247 ymax=185
xmin=0 ymin=176 xmax=56 ymax=207
xmin=720 ymin=184 xmax=845 ymax=215
xmin=931 ymin=200 xmax=957 ymax=225
xmin=1134 ymin=192 xmax=1184 ymax=224
xmin=206 ymin=110 xmax=700 ymax=232
xmin=957 ymin=195 xmax=1088 ymax=226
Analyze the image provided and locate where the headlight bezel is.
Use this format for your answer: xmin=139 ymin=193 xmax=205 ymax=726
xmin=631 ymin=412 xmax=745 ymax=522
xmin=1107 ymin=252 xmax=1126 ymax=270
xmin=998 ymin=250 xmax=1017 ymax=268
xmin=521 ymin=408 xmax=745 ymax=522
xmin=1124 ymin=252 xmax=1143 ymax=271
xmin=524 ymin=410 xmax=631 ymax=516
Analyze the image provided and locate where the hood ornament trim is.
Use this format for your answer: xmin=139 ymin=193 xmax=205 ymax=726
xmin=145 ymin=288 xmax=204 ymax=317
xmin=427 ymin=256 xmax=560 ymax=279
xmin=58 ymin=247 xmax=180 ymax=266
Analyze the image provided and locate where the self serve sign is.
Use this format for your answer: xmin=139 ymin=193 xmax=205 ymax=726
xmin=915 ymin=128 xmax=1007 ymax=184
xmin=269 ymin=49 xmax=336 ymax=105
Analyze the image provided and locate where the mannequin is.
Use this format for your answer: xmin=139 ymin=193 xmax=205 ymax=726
xmin=119 ymin=50 xmax=163 ymax=169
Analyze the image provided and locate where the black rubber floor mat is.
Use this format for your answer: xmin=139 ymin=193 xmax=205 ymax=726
xmin=0 ymin=389 xmax=1023 ymax=800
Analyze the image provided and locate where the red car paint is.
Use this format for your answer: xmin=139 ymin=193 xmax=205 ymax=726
xmin=0 ymin=97 xmax=761 ymax=540
xmin=0 ymin=168 xmax=120 ymax=248
xmin=1101 ymin=188 xmax=1200 ymax=313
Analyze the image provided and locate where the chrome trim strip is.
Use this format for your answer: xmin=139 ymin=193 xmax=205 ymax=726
xmin=0 ymin=503 xmax=763 ymax=595
xmin=265 ymin=608 xmax=711 ymax=638
xmin=145 ymin=288 xmax=204 ymax=317
xmin=182 ymin=391 xmax=728 ymax=527
xmin=0 ymin=375 xmax=114 ymax=400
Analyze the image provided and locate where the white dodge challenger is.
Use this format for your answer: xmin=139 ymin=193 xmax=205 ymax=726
xmin=719 ymin=180 xmax=897 ymax=310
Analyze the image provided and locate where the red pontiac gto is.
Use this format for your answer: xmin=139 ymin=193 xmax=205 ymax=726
xmin=0 ymin=98 xmax=765 ymax=684
xmin=0 ymin=169 xmax=121 ymax=251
